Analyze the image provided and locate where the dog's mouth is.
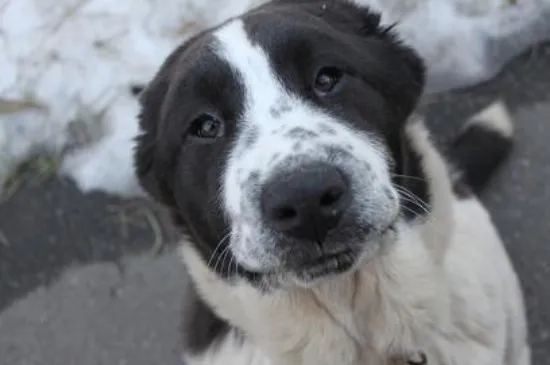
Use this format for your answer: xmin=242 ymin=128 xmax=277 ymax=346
xmin=239 ymin=248 xmax=360 ymax=286
xmin=237 ymin=221 xmax=398 ymax=286
xmin=294 ymin=221 xmax=398 ymax=281
xmin=294 ymin=248 xmax=358 ymax=281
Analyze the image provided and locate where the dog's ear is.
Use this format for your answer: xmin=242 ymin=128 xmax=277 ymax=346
xmin=133 ymin=43 xmax=189 ymax=206
xmin=134 ymin=84 xmax=166 ymax=204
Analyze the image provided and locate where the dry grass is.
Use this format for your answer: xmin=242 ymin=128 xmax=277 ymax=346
xmin=0 ymin=98 xmax=47 ymax=115
xmin=1 ymin=152 xmax=61 ymax=202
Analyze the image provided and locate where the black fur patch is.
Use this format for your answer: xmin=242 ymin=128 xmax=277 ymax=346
xmin=450 ymin=123 xmax=512 ymax=194
xmin=245 ymin=0 xmax=424 ymax=124
xmin=390 ymin=130 xmax=431 ymax=220
xmin=133 ymin=31 xmax=249 ymax=279
xmin=180 ymin=282 xmax=234 ymax=355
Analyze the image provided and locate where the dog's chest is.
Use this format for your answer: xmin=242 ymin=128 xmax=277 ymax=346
xmin=233 ymin=269 xmax=448 ymax=365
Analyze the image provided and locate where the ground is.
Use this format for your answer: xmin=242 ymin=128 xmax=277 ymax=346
xmin=0 ymin=43 xmax=549 ymax=365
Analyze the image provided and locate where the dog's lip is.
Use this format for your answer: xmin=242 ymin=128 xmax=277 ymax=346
xmin=294 ymin=248 xmax=358 ymax=279
xmin=302 ymin=248 xmax=355 ymax=268
xmin=242 ymin=249 xmax=357 ymax=278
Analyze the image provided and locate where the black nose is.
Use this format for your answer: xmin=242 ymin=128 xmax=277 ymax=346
xmin=261 ymin=162 xmax=350 ymax=242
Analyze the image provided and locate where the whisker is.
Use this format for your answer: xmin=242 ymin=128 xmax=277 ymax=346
xmin=213 ymin=245 xmax=230 ymax=274
xmin=391 ymin=173 xmax=428 ymax=183
xmin=398 ymin=194 xmax=430 ymax=215
xmin=221 ymin=247 xmax=233 ymax=277
xmin=393 ymin=185 xmax=431 ymax=214
xmin=226 ymin=255 xmax=233 ymax=279
xmin=230 ymin=255 xmax=237 ymax=279
xmin=217 ymin=248 xmax=227 ymax=277
xmin=234 ymin=255 xmax=241 ymax=279
xmin=400 ymin=203 xmax=426 ymax=217
xmin=206 ymin=232 xmax=231 ymax=268
xmin=396 ymin=193 xmax=447 ymax=238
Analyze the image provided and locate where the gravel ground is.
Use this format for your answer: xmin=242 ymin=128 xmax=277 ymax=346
xmin=0 ymin=43 xmax=549 ymax=365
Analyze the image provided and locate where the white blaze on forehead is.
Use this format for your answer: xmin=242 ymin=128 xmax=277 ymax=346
xmin=213 ymin=19 xmax=302 ymax=221
xmin=213 ymin=20 xmax=286 ymax=117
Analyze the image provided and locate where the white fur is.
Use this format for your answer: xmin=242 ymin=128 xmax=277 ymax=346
xmin=183 ymin=331 xmax=271 ymax=365
xmin=215 ymin=20 xmax=399 ymax=276
xmin=181 ymin=109 xmax=530 ymax=365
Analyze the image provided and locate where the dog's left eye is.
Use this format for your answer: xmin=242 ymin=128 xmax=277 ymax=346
xmin=189 ymin=114 xmax=224 ymax=139
xmin=313 ymin=67 xmax=343 ymax=95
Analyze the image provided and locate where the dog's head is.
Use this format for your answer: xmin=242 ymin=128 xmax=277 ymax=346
xmin=134 ymin=0 xmax=426 ymax=287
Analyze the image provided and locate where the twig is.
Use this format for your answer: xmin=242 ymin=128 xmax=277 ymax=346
xmin=137 ymin=205 xmax=164 ymax=256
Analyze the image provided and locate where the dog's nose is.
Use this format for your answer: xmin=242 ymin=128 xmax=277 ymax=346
xmin=261 ymin=162 xmax=350 ymax=242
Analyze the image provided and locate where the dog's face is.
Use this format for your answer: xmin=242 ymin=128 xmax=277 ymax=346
xmin=135 ymin=0 xmax=426 ymax=287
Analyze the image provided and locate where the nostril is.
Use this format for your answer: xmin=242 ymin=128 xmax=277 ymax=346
xmin=319 ymin=187 xmax=344 ymax=207
xmin=273 ymin=206 xmax=298 ymax=222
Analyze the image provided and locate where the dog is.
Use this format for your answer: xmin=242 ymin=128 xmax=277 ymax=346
xmin=133 ymin=1 xmax=530 ymax=364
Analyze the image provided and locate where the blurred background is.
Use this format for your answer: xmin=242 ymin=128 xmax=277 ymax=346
xmin=0 ymin=0 xmax=549 ymax=364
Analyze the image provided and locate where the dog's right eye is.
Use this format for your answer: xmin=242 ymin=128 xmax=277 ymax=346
xmin=313 ymin=66 xmax=343 ymax=96
xmin=189 ymin=114 xmax=225 ymax=140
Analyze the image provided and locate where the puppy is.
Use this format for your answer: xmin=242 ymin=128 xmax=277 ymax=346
xmin=133 ymin=1 xmax=530 ymax=364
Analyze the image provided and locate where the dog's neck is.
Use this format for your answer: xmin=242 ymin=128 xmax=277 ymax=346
xmin=182 ymin=117 xmax=456 ymax=365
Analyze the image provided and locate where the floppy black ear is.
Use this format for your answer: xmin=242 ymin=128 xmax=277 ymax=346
xmin=133 ymin=43 xmax=189 ymax=206
xmin=134 ymin=80 xmax=167 ymax=204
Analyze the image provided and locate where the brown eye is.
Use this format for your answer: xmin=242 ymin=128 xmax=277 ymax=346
xmin=313 ymin=67 xmax=343 ymax=95
xmin=190 ymin=114 xmax=224 ymax=139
